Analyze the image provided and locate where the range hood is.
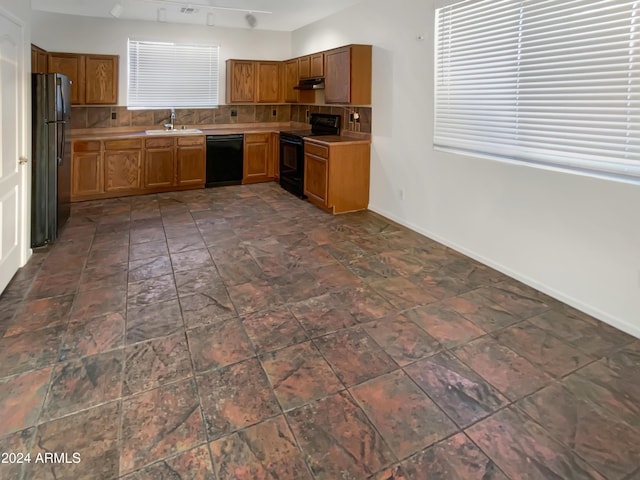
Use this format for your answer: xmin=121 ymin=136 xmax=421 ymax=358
xmin=294 ymin=77 xmax=325 ymax=90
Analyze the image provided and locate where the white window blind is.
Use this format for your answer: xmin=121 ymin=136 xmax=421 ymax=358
xmin=128 ymin=40 xmax=219 ymax=108
xmin=435 ymin=0 xmax=640 ymax=180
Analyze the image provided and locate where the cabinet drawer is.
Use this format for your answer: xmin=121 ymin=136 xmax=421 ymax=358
xmin=145 ymin=137 xmax=174 ymax=148
xmin=73 ymin=140 xmax=100 ymax=152
xmin=305 ymin=142 xmax=329 ymax=159
xmin=104 ymin=138 xmax=142 ymax=150
xmin=177 ymin=135 xmax=205 ymax=146
xmin=245 ymin=132 xmax=270 ymax=143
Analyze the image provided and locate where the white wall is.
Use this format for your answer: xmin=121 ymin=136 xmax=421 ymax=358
xmin=293 ymin=0 xmax=640 ymax=338
xmin=31 ymin=11 xmax=292 ymax=105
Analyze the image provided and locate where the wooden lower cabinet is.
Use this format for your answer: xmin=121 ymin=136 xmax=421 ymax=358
xmin=104 ymin=151 xmax=142 ymax=193
xmin=303 ymin=138 xmax=371 ymax=214
xmin=71 ymin=140 xmax=102 ymax=200
xmin=71 ymin=134 xmax=205 ymax=201
xmin=177 ymin=136 xmax=206 ymax=186
xmin=145 ymin=148 xmax=174 ymax=188
xmin=243 ymin=132 xmax=274 ymax=184
xmin=304 ymin=154 xmax=328 ymax=204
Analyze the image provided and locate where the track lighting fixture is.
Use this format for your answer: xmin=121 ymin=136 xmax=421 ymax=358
xmin=245 ymin=13 xmax=257 ymax=28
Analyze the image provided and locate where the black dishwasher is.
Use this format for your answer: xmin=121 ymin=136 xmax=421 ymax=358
xmin=205 ymin=134 xmax=244 ymax=187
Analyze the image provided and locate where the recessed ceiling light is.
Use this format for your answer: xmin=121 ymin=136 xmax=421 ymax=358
xmin=110 ymin=2 xmax=124 ymax=18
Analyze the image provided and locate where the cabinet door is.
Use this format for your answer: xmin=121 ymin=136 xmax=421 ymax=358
xmin=310 ymin=53 xmax=324 ymax=78
xmin=31 ymin=45 xmax=48 ymax=73
xmin=48 ymin=53 xmax=85 ymax=104
xmin=71 ymin=152 xmax=102 ymax=198
xmin=104 ymin=150 xmax=142 ymax=192
xmin=304 ymin=153 xmax=328 ymax=205
xmin=85 ymin=54 xmax=118 ymax=105
xmin=226 ymin=60 xmax=255 ymax=103
xmin=324 ymin=47 xmax=351 ymax=104
xmin=243 ymin=133 xmax=270 ymax=183
xmin=283 ymin=59 xmax=299 ymax=103
xmin=269 ymin=132 xmax=279 ymax=179
xmin=177 ymin=145 xmax=205 ymax=186
xmin=145 ymin=148 xmax=175 ymax=188
xmin=256 ymin=62 xmax=280 ymax=103
xmin=37 ymin=50 xmax=48 ymax=74
xmin=298 ymin=56 xmax=310 ymax=79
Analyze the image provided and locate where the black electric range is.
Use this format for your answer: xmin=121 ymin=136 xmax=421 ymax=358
xmin=279 ymin=113 xmax=341 ymax=197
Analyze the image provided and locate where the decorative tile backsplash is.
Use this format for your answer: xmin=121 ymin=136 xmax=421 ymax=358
xmin=72 ymin=104 xmax=371 ymax=133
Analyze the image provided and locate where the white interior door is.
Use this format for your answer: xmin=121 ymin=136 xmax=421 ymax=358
xmin=0 ymin=10 xmax=27 ymax=293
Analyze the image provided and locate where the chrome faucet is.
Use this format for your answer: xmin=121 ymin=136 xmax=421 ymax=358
xmin=165 ymin=108 xmax=176 ymax=130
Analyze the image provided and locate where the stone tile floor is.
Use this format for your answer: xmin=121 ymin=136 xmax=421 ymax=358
xmin=0 ymin=182 xmax=638 ymax=480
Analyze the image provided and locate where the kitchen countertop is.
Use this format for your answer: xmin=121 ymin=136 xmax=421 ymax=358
xmin=71 ymin=123 xmax=370 ymax=143
xmin=305 ymin=135 xmax=371 ymax=145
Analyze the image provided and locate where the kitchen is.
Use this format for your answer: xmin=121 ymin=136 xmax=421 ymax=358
xmin=1 ymin=1 xmax=640 ymax=479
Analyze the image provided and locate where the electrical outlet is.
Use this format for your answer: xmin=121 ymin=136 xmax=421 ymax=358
xmin=111 ymin=112 xmax=117 ymax=120
xmin=399 ymin=188 xmax=405 ymax=200
xmin=272 ymin=109 xmax=277 ymax=116
xmin=231 ymin=109 xmax=237 ymax=117
xmin=305 ymin=109 xmax=310 ymax=118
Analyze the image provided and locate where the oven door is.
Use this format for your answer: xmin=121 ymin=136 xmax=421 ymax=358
xmin=279 ymin=134 xmax=306 ymax=197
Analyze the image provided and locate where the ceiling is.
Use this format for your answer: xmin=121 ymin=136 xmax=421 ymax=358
xmin=31 ymin=0 xmax=366 ymax=31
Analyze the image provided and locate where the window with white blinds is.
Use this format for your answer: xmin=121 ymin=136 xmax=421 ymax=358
xmin=434 ymin=0 xmax=640 ymax=180
xmin=127 ymin=40 xmax=219 ymax=108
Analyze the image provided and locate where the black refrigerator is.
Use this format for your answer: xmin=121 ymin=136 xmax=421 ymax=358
xmin=31 ymin=73 xmax=71 ymax=247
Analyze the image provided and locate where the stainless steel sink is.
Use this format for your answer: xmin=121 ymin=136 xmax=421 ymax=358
xmin=145 ymin=128 xmax=202 ymax=135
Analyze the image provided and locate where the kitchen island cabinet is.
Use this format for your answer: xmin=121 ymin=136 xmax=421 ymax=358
xmin=303 ymin=137 xmax=371 ymax=213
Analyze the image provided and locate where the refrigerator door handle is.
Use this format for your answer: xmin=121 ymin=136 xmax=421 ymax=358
xmin=58 ymin=126 xmax=65 ymax=166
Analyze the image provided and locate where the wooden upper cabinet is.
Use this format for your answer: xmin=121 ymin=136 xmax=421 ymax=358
xmin=324 ymin=45 xmax=372 ymax=105
xmin=31 ymin=44 xmax=48 ymax=73
xmin=256 ymin=61 xmax=281 ymax=103
xmin=310 ymin=53 xmax=324 ymax=78
xmin=48 ymin=52 xmax=85 ymax=104
xmin=48 ymin=52 xmax=119 ymax=105
xmin=85 ymin=54 xmax=118 ymax=105
xmin=299 ymin=56 xmax=310 ymax=79
xmin=284 ymin=59 xmax=299 ymax=103
xmin=299 ymin=53 xmax=324 ymax=79
xmin=226 ymin=60 xmax=256 ymax=103
xmin=227 ymin=60 xmax=281 ymax=103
